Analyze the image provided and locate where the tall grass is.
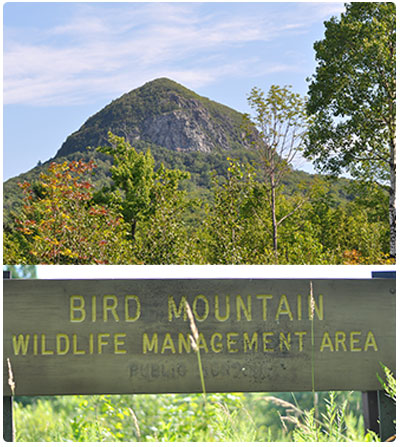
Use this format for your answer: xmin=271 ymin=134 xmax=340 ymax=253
xmin=14 ymin=391 xmax=373 ymax=442
xmin=185 ymin=301 xmax=206 ymax=398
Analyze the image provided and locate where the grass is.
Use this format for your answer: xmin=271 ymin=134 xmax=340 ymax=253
xmin=14 ymin=391 xmax=373 ymax=442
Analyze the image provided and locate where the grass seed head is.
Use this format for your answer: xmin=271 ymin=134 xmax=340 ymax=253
xmin=185 ymin=301 xmax=199 ymax=344
xmin=128 ymin=407 xmax=141 ymax=439
xmin=309 ymin=281 xmax=315 ymax=319
xmin=7 ymin=358 xmax=15 ymax=396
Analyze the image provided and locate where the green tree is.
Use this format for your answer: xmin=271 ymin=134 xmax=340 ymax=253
xmin=244 ymin=85 xmax=311 ymax=260
xmin=97 ymin=133 xmax=192 ymax=263
xmin=305 ymin=2 xmax=396 ymax=258
xmin=97 ymin=133 xmax=155 ymax=241
xmin=200 ymin=159 xmax=269 ymax=264
xmin=133 ymin=164 xmax=194 ymax=263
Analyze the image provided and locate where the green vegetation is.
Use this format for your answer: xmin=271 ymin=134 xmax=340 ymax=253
xmin=10 ymin=355 xmax=396 ymax=442
xmin=3 ymin=74 xmax=355 ymax=231
xmin=306 ymin=2 xmax=396 ymax=257
xmin=3 ymin=2 xmax=396 ymax=441
xmin=4 ymin=132 xmax=392 ymax=264
xmin=377 ymin=363 xmax=396 ymax=405
xmin=14 ymin=391 xmax=372 ymax=442
xmin=3 ymin=134 xmax=393 ymax=264
xmin=4 ymin=265 xmax=37 ymax=279
xmin=244 ymin=84 xmax=311 ymax=259
xmin=5 ymin=160 xmax=131 ymax=264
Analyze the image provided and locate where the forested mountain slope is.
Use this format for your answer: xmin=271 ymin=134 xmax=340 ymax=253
xmin=4 ymin=78 xmax=353 ymax=220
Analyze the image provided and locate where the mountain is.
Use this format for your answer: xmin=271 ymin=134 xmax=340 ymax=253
xmin=3 ymin=78 xmax=354 ymax=225
xmin=4 ymin=78 xmax=255 ymax=220
xmin=56 ymin=77 xmax=252 ymax=158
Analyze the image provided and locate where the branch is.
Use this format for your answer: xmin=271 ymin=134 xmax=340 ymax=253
xmin=351 ymin=151 xmax=389 ymax=164
xmin=276 ymin=195 xmax=309 ymax=227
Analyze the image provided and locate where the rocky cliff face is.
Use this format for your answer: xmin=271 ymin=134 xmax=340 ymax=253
xmin=141 ymin=95 xmax=239 ymax=153
xmin=56 ymin=78 xmax=251 ymax=157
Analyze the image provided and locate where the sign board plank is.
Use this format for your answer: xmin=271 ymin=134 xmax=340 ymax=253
xmin=3 ymin=279 xmax=395 ymax=396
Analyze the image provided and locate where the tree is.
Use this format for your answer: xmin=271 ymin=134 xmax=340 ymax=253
xmin=301 ymin=178 xmax=392 ymax=264
xmin=97 ymin=133 xmax=155 ymax=241
xmin=200 ymin=159 xmax=269 ymax=263
xmin=97 ymin=133 xmax=192 ymax=263
xmin=4 ymin=160 xmax=131 ymax=264
xmin=305 ymin=2 xmax=396 ymax=258
xmin=133 ymin=164 xmax=194 ymax=263
xmin=244 ymin=85 xmax=311 ymax=260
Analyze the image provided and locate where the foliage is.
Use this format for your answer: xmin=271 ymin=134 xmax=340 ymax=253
xmin=14 ymin=398 xmax=70 ymax=442
xmin=3 ymin=160 xmax=131 ymax=264
xmin=306 ymin=2 xmax=395 ymax=180
xmin=14 ymin=356 xmax=396 ymax=442
xmin=13 ymin=391 xmax=368 ymax=442
xmin=96 ymin=133 xmax=194 ymax=263
xmin=97 ymin=133 xmax=157 ymax=238
xmin=306 ymin=2 xmax=396 ymax=257
xmin=377 ymin=363 xmax=396 ymax=404
xmin=201 ymin=159 xmax=311 ymax=264
xmin=3 ymin=143 xmax=354 ymax=226
xmin=244 ymin=84 xmax=312 ymax=258
xmin=4 ymin=152 xmax=393 ymax=264
xmin=199 ymin=159 xmax=268 ymax=263
xmin=133 ymin=163 xmax=194 ymax=264
xmin=3 ymin=55 xmax=394 ymax=264
xmin=198 ymin=158 xmax=392 ymax=264
xmin=291 ymin=392 xmax=365 ymax=442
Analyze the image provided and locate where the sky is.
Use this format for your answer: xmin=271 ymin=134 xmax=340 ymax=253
xmin=3 ymin=1 xmax=346 ymax=181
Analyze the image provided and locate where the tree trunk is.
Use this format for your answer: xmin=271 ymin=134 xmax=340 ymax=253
xmin=131 ymin=220 xmax=137 ymax=242
xmin=271 ymin=180 xmax=278 ymax=261
xmin=389 ymin=138 xmax=396 ymax=259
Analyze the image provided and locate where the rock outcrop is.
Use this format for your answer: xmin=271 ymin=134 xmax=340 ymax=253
xmin=56 ymin=78 xmax=251 ymax=157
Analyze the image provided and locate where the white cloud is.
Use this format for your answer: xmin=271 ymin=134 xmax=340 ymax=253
xmin=50 ymin=16 xmax=109 ymax=38
xmin=3 ymin=2 xmax=344 ymax=106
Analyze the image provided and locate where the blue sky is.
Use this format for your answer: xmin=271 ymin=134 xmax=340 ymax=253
xmin=3 ymin=1 xmax=345 ymax=181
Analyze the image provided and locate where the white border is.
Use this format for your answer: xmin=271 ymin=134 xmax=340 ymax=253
xmin=36 ymin=264 xmax=396 ymax=279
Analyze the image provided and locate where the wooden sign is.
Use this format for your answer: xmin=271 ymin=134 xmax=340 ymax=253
xmin=3 ymin=278 xmax=395 ymax=396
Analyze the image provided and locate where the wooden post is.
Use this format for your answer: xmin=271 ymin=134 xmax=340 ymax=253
xmin=362 ymin=271 xmax=396 ymax=440
xmin=3 ymin=396 xmax=13 ymax=442
xmin=3 ymin=270 xmax=14 ymax=442
xmin=362 ymin=391 xmax=379 ymax=434
xmin=378 ymin=390 xmax=396 ymax=441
